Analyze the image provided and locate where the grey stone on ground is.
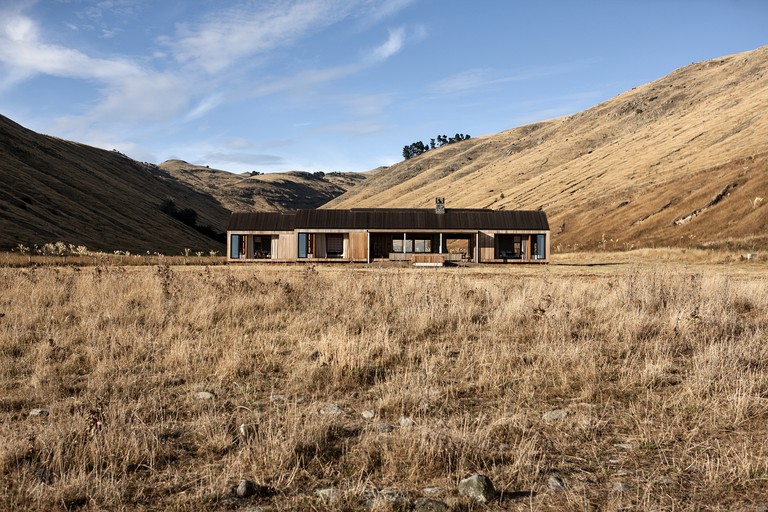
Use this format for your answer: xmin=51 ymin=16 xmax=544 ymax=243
xmin=398 ymin=416 xmax=414 ymax=427
xmin=613 ymin=443 xmax=633 ymax=450
xmin=658 ymin=475 xmax=675 ymax=485
xmin=542 ymin=409 xmax=568 ymax=421
xmin=269 ymin=394 xmax=286 ymax=402
xmin=422 ymin=487 xmax=442 ymax=495
xmin=413 ymin=497 xmax=451 ymax=512
xmin=458 ymin=474 xmax=496 ymax=503
xmin=379 ymin=489 xmax=407 ymax=504
xmin=29 ymin=408 xmax=50 ymax=417
xmin=316 ymin=487 xmax=340 ymax=503
xmin=361 ymin=409 xmax=375 ymax=420
xmin=320 ymin=403 xmax=344 ymax=415
xmin=236 ymin=479 xmax=257 ymax=498
xmin=377 ymin=423 xmax=394 ymax=433
xmin=612 ymin=482 xmax=629 ymax=492
xmin=547 ymin=476 xmax=565 ymax=491
xmin=195 ymin=391 xmax=215 ymax=400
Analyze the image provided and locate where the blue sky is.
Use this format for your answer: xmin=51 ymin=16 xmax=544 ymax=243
xmin=0 ymin=0 xmax=766 ymax=173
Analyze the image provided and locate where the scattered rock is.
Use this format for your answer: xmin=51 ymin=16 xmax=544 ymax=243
xmin=398 ymin=416 xmax=414 ymax=427
xmin=269 ymin=394 xmax=286 ymax=402
xmin=361 ymin=410 xmax=375 ymax=420
xmin=413 ymin=497 xmax=451 ymax=512
xmin=612 ymin=482 xmax=629 ymax=492
xmin=547 ymin=476 xmax=565 ymax=491
xmin=379 ymin=489 xmax=407 ymax=504
xmin=377 ymin=423 xmax=394 ymax=433
xmin=613 ymin=443 xmax=633 ymax=450
xmin=658 ymin=475 xmax=675 ymax=485
xmin=422 ymin=487 xmax=442 ymax=495
xmin=29 ymin=408 xmax=50 ymax=417
xmin=542 ymin=409 xmax=568 ymax=421
xmin=316 ymin=487 xmax=340 ymax=504
xmin=195 ymin=391 xmax=215 ymax=400
xmin=458 ymin=474 xmax=496 ymax=503
xmin=320 ymin=403 xmax=344 ymax=415
xmin=349 ymin=391 xmax=359 ymax=399
xmin=236 ymin=479 xmax=257 ymax=498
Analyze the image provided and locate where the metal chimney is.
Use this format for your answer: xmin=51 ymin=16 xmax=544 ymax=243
xmin=435 ymin=197 xmax=445 ymax=214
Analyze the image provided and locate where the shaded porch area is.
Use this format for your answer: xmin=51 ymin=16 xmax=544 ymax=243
xmin=369 ymin=232 xmax=478 ymax=262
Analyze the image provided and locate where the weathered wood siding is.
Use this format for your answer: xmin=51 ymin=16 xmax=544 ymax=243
xmin=479 ymin=232 xmax=495 ymax=262
xmin=277 ymin=233 xmax=298 ymax=259
xmin=348 ymin=232 xmax=368 ymax=260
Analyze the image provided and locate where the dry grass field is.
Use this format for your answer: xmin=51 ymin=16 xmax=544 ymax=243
xmin=1 ymin=254 xmax=767 ymax=511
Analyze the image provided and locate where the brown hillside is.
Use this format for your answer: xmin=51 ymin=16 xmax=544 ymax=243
xmin=158 ymin=160 xmax=365 ymax=212
xmin=328 ymin=46 xmax=768 ymax=251
xmin=0 ymin=114 xmax=230 ymax=254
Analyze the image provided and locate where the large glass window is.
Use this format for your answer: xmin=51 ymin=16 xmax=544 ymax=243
xmin=393 ymin=237 xmax=431 ymax=253
xmin=534 ymin=234 xmax=546 ymax=259
xmin=230 ymin=234 xmax=241 ymax=259
xmin=413 ymin=239 xmax=431 ymax=253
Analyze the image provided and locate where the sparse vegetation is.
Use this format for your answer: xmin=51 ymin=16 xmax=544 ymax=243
xmin=402 ymin=133 xmax=471 ymax=160
xmin=1 ymin=256 xmax=766 ymax=510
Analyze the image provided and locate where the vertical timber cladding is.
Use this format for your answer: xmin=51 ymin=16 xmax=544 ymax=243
xmin=277 ymin=233 xmax=298 ymax=260
xmin=479 ymin=232 xmax=495 ymax=262
xmin=347 ymin=232 xmax=368 ymax=261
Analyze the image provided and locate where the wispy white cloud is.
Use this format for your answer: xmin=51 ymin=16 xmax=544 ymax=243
xmin=0 ymin=0 xmax=422 ymax=164
xmin=167 ymin=1 xmax=354 ymax=74
xmin=370 ymin=27 xmax=405 ymax=61
xmin=92 ymin=73 xmax=188 ymax=122
xmin=432 ymin=60 xmax=598 ymax=95
xmin=357 ymin=0 xmax=418 ymax=25
xmin=240 ymin=25 xmax=416 ymax=101
xmin=185 ymin=94 xmax=224 ymax=121
xmin=0 ymin=8 xmax=142 ymax=80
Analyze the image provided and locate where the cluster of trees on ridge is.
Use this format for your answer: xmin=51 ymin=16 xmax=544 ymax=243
xmin=402 ymin=133 xmax=471 ymax=160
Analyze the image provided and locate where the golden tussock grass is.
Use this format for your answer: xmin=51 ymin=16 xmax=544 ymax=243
xmin=0 ymin=257 xmax=767 ymax=510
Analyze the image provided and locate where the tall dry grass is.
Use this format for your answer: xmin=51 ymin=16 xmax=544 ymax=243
xmin=0 ymin=262 xmax=766 ymax=510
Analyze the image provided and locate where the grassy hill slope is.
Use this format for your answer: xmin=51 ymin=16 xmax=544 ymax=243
xmin=328 ymin=46 xmax=768 ymax=251
xmin=0 ymin=114 xmax=230 ymax=254
xmin=158 ymin=160 xmax=365 ymax=212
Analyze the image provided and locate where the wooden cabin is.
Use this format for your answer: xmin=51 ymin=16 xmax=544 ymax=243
xmin=227 ymin=205 xmax=550 ymax=264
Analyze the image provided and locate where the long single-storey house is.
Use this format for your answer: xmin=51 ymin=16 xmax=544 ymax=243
xmin=227 ymin=203 xmax=550 ymax=264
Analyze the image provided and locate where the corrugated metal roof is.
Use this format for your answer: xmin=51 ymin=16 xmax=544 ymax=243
xmin=228 ymin=209 xmax=549 ymax=231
